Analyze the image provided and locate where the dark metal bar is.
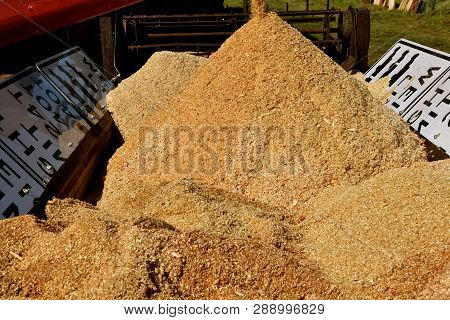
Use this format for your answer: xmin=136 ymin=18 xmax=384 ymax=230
xmin=123 ymin=10 xmax=342 ymax=20
xmin=300 ymin=27 xmax=340 ymax=34
xmin=129 ymin=43 xmax=222 ymax=50
xmin=277 ymin=10 xmax=341 ymax=15
xmin=145 ymin=28 xmax=339 ymax=40
xmin=99 ymin=16 xmax=115 ymax=78
xmin=147 ymin=31 xmax=234 ymax=38
xmin=132 ymin=16 xmax=337 ymax=25
xmin=323 ymin=13 xmax=331 ymax=41
xmin=126 ymin=13 xmax=339 ymax=26
xmin=128 ymin=39 xmax=343 ymax=51
xmin=123 ymin=14 xmax=248 ymax=20
xmin=138 ymin=20 xmax=243 ymax=26
xmin=312 ymin=39 xmax=342 ymax=45
xmin=338 ymin=11 xmax=344 ymax=41
xmin=283 ymin=16 xmax=337 ymax=23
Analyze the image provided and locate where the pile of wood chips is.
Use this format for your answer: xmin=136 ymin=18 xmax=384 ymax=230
xmin=107 ymin=51 xmax=206 ymax=140
xmin=0 ymin=11 xmax=448 ymax=300
xmin=99 ymin=12 xmax=426 ymax=214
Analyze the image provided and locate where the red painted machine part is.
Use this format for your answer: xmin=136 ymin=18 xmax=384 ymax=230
xmin=0 ymin=0 xmax=143 ymax=47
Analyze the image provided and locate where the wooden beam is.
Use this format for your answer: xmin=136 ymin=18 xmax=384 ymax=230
xmin=388 ymin=0 xmax=396 ymax=10
xmin=99 ymin=16 xmax=116 ymax=79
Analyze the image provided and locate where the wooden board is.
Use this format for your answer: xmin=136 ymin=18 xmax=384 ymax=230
xmin=43 ymin=112 xmax=114 ymax=208
xmin=388 ymin=0 xmax=396 ymax=10
xmin=409 ymin=0 xmax=422 ymax=12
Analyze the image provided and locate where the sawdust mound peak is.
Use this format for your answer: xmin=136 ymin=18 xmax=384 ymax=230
xmin=100 ymin=12 xmax=425 ymax=213
xmin=251 ymin=0 xmax=267 ymax=18
xmin=107 ymin=51 xmax=206 ymax=140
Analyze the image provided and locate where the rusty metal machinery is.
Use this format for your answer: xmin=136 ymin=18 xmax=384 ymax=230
xmin=0 ymin=1 xmax=370 ymax=78
xmin=122 ymin=7 xmax=370 ymax=72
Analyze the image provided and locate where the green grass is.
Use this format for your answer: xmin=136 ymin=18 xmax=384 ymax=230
xmin=364 ymin=2 xmax=450 ymax=65
xmin=224 ymin=0 xmax=450 ymax=65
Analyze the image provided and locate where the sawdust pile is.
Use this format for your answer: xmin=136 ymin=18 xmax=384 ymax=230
xmin=1 ymin=161 xmax=448 ymax=299
xmin=107 ymin=52 xmax=206 ymax=140
xmin=0 ymin=199 xmax=338 ymax=300
xmin=132 ymin=179 xmax=301 ymax=247
xmin=0 ymin=11 xmax=446 ymax=301
xmin=99 ymin=12 xmax=425 ymax=216
xmin=304 ymin=160 xmax=450 ymax=299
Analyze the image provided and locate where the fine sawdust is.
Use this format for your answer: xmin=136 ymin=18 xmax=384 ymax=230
xmin=0 ymin=10 xmax=446 ymax=301
xmin=303 ymin=160 xmax=450 ymax=299
xmin=352 ymin=72 xmax=393 ymax=102
xmin=417 ymin=265 xmax=450 ymax=299
xmin=99 ymin=12 xmax=425 ymax=216
xmin=107 ymin=52 xmax=206 ymax=140
xmin=127 ymin=179 xmax=302 ymax=250
xmin=0 ymin=199 xmax=339 ymax=300
xmin=251 ymin=0 xmax=266 ymax=17
xmin=1 ymin=159 xmax=448 ymax=299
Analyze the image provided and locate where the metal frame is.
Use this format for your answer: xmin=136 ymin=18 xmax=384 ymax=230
xmin=123 ymin=9 xmax=351 ymax=62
